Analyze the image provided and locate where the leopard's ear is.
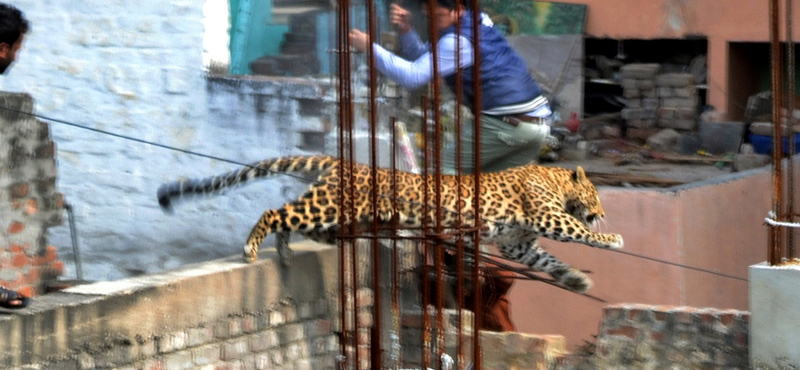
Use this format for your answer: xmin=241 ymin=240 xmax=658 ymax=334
xmin=573 ymin=166 xmax=587 ymax=182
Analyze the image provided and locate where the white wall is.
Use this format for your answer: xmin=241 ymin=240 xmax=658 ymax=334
xmin=0 ymin=1 xmax=333 ymax=281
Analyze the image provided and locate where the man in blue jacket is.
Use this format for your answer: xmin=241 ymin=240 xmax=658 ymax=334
xmin=350 ymin=0 xmax=550 ymax=331
xmin=349 ymin=0 xmax=552 ymax=175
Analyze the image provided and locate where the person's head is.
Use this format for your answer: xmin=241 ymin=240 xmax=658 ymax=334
xmin=0 ymin=3 xmax=28 ymax=74
xmin=419 ymin=0 xmax=471 ymax=32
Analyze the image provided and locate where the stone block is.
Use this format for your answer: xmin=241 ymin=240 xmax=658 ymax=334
xmin=620 ymin=63 xmax=661 ymax=79
xmin=620 ymin=78 xmax=639 ymax=91
xmin=642 ymin=98 xmax=659 ymax=109
xmin=699 ymin=121 xmax=746 ymax=154
xmin=638 ymin=79 xmax=655 ymax=90
xmin=623 ymin=88 xmax=641 ymax=99
xmin=625 ymin=98 xmax=642 ymax=108
xmin=732 ymin=154 xmax=770 ymax=172
xmin=657 ymin=86 xmax=674 ymax=97
xmin=657 ymin=107 xmax=676 ymax=119
xmin=601 ymin=125 xmax=623 ymax=138
xmin=673 ymin=86 xmax=697 ymax=98
xmin=621 ymin=108 xmax=656 ymax=120
xmin=646 ymin=129 xmax=682 ymax=152
xmin=655 ymin=73 xmax=696 ymax=87
xmin=661 ymin=97 xmax=698 ymax=108
xmin=658 ymin=118 xmax=697 ymax=130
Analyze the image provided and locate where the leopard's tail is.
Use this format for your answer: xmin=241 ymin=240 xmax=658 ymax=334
xmin=157 ymin=155 xmax=338 ymax=213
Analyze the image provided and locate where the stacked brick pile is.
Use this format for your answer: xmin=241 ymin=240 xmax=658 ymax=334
xmin=0 ymin=92 xmax=65 ymax=297
xmin=621 ymin=64 xmax=700 ymax=140
xmin=593 ymin=304 xmax=749 ymax=369
xmin=656 ymin=73 xmax=699 ymax=130
xmin=620 ymin=63 xmax=661 ymax=139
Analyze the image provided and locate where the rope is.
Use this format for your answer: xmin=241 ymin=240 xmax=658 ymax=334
xmin=765 ymin=211 xmax=800 ymax=228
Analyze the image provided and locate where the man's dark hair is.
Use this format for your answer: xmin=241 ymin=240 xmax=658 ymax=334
xmin=419 ymin=0 xmax=473 ymax=11
xmin=0 ymin=3 xmax=28 ymax=46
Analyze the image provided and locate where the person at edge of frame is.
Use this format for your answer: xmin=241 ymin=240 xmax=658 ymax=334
xmin=0 ymin=2 xmax=31 ymax=310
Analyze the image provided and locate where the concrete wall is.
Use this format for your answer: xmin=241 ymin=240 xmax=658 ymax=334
xmin=556 ymin=0 xmax=800 ymax=121
xmin=2 ymin=240 xmax=757 ymax=370
xmin=0 ymin=1 xmax=339 ymax=282
xmin=510 ymin=163 xmax=785 ymax=349
xmin=2 ymin=240 xmax=577 ymax=370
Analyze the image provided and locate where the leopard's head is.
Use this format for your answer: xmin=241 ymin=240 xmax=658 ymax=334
xmin=564 ymin=166 xmax=604 ymax=226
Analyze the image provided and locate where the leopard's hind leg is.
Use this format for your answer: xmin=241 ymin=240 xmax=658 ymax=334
xmin=276 ymin=231 xmax=292 ymax=266
xmin=498 ymin=239 xmax=593 ymax=293
xmin=243 ymin=199 xmax=339 ymax=263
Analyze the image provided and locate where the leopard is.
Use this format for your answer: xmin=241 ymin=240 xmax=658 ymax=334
xmin=157 ymin=155 xmax=623 ymax=293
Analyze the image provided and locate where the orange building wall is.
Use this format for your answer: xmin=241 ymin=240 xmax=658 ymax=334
xmin=557 ymin=0 xmax=800 ymax=120
xmin=508 ymin=165 xmax=787 ymax=349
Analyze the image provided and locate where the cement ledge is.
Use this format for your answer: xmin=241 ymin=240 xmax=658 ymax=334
xmin=0 ymin=240 xmax=338 ymax=367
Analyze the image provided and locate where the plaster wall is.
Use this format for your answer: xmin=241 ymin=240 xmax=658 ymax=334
xmin=510 ymin=163 xmax=792 ymax=349
xmin=557 ymin=0 xmax=800 ymax=120
xmin=0 ymin=2 xmax=333 ymax=281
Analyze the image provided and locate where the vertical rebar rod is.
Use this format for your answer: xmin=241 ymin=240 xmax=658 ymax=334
xmin=786 ymin=0 xmax=796 ymax=258
xmin=770 ymin=0 xmax=785 ymax=265
xmin=420 ymin=96 xmax=432 ymax=370
xmin=469 ymin=1 xmax=484 ymax=369
xmin=452 ymin=0 xmax=467 ymax=367
xmin=390 ymin=115 xmax=401 ymax=370
xmin=365 ymin=0 xmax=383 ymax=368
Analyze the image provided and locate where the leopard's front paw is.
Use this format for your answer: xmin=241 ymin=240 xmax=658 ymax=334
xmin=592 ymin=233 xmax=623 ymax=250
xmin=607 ymin=233 xmax=624 ymax=249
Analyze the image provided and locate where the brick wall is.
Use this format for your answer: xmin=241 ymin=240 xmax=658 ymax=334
xmin=593 ymin=303 xmax=750 ymax=369
xmin=0 ymin=92 xmax=64 ymax=296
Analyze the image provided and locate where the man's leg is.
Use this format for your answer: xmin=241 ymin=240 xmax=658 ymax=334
xmin=441 ymin=114 xmax=550 ymax=174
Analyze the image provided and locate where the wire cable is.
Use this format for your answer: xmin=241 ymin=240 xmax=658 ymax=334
xmin=0 ymin=103 xmax=750 ymax=284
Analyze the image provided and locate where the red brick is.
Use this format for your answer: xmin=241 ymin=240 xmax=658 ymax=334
xmin=24 ymin=268 xmax=39 ymax=284
xmin=54 ymin=192 xmax=65 ymax=208
xmin=24 ymin=199 xmax=38 ymax=215
xmin=606 ymin=325 xmax=639 ymax=339
xmin=11 ymin=252 xmax=28 ymax=268
xmin=670 ymin=308 xmax=696 ymax=324
xmin=8 ymin=222 xmax=24 ymax=234
xmin=626 ymin=307 xmax=642 ymax=320
xmin=17 ymin=285 xmax=34 ymax=298
xmin=8 ymin=183 xmax=29 ymax=199
xmin=718 ymin=312 xmax=736 ymax=326
xmin=44 ymin=246 xmax=57 ymax=263
xmin=10 ymin=244 xmax=27 ymax=253
xmin=36 ymin=141 xmax=55 ymax=157
xmin=603 ymin=306 xmax=625 ymax=321
xmin=48 ymin=261 xmax=65 ymax=277
xmin=734 ymin=331 xmax=748 ymax=348
xmin=650 ymin=331 xmax=666 ymax=342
